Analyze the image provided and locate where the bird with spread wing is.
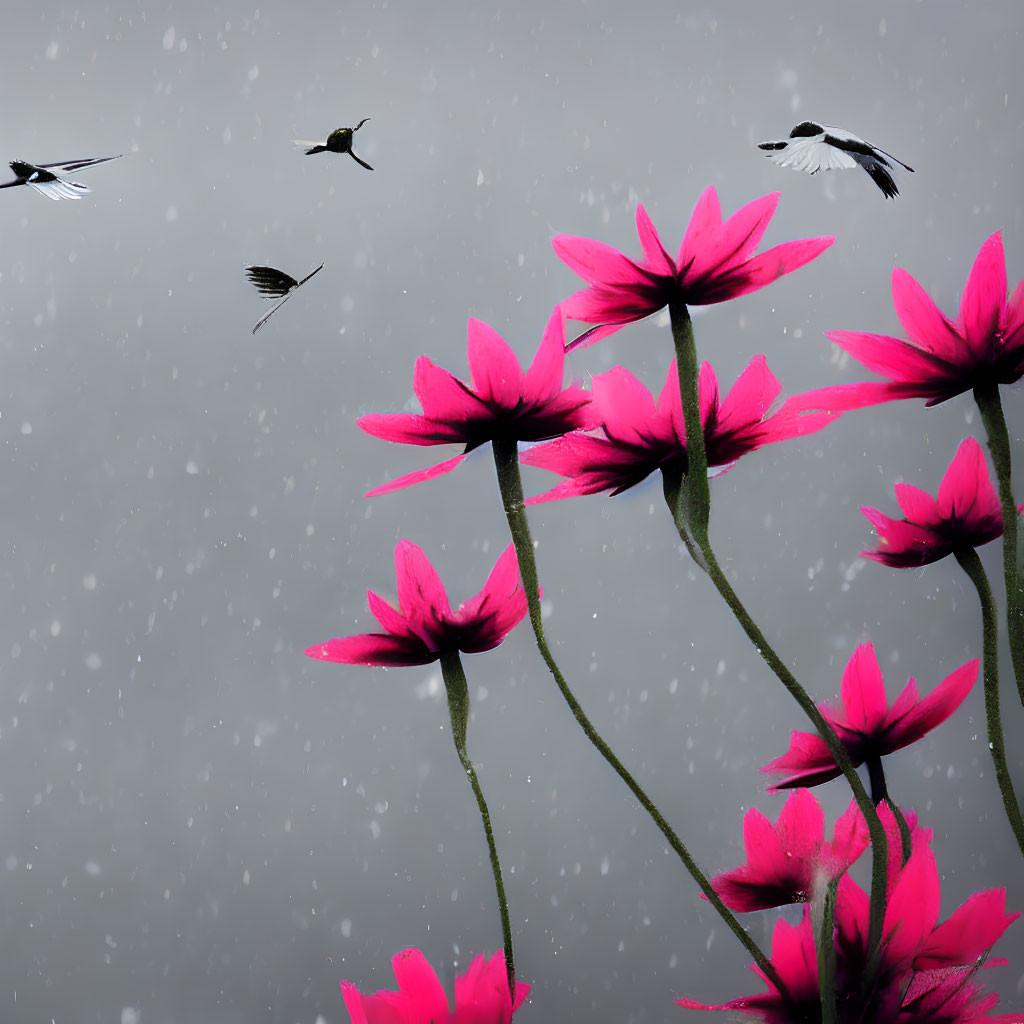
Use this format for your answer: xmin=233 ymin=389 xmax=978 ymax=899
xmin=0 ymin=155 xmax=122 ymax=200
xmin=245 ymin=264 xmax=325 ymax=334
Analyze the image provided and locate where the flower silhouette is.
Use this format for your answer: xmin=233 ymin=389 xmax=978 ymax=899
xmin=359 ymin=308 xmax=594 ymax=496
xmin=820 ymin=231 xmax=1024 ymax=407
xmin=860 ymin=437 xmax=1005 ymax=568
xmin=709 ymin=789 xmax=868 ymax=912
xmin=552 ymin=187 xmax=834 ymax=349
xmin=521 ymin=355 xmax=837 ymax=503
xmin=761 ymin=643 xmax=977 ymax=792
xmin=305 ymin=541 xmax=528 ymax=667
xmin=341 ymin=947 xmax=529 ymax=1023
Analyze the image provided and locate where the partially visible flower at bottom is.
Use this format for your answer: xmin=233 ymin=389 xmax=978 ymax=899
xmin=341 ymin=947 xmax=529 ymax=1024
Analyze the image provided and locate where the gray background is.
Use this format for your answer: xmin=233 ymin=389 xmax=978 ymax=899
xmin=0 ymin=1 xmax=1022 ymax=1021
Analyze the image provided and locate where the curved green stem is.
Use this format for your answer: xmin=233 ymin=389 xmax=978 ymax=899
xmin=974 ymin=382 xmax=1024 ymax=706
xmin=491 ymin=437 xmax=787 ymax=998
xmin=954 ymin=547 xmax=1024 ymax=858
xmin=662 ymin=312 xmax=890 ymax=980
xmin=815 ymin=878 xmax=839 ymax=1024
xmin=438 ymin=649 xmax=516 ymax=1000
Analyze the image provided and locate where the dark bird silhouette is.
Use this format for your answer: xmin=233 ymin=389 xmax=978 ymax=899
xmin=295 ymin=119 xmax=373 ymax=169
xmin=758 ymin=122 xmax=914 ymax=198
xmin=0 ymin=155 xmax=122 ymax=200
xmin=245 ymin=263 xmax=324 ymax=334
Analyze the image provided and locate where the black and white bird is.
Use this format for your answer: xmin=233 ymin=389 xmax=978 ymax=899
xmin=758 ymin=122 xmax=913 ymax=198
xmin=294 ymin=119 xmax=373 ymax=170
xmin=245 ymin=263 xmax=325 ymax=334
xmin=0 ymin=155 xmax=122 ymax=200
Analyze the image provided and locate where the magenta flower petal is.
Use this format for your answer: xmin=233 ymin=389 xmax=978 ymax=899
xmin=823 ymin=230 xmax=1024 ymax=406
xmin=361 ymin=315 xmax=593 ymax=494
xmin=710 ymin=790 xmax=867 ymax=911
xmin=306 ymin=541 xmax=529 ymax=669
xmin=522 ymin=356 xmax=838 ymax=503
xmin=553 ymin=186 xmax=833 ymax=347
xmin=341 ymin=947 xmax=528 ymax=1024
xmin=860 ymin=437 xmax=1004 ymax=567
xmin=761 ymin=643 xmax=977 ymax=790
xmin=916 ymin=889 xmax=1020 ymax=970
xmin=365 ymin=452 xmax=470 ymax=498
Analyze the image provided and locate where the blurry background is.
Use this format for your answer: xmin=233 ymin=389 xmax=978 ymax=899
xmin=0 ymin=0 xmax=1021 ymax=1020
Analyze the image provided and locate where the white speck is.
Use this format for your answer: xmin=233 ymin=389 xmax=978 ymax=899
xmin=122 ymin=1006 xmax=140 ymax=1024
xmin=247 ymin=65 xmax=259 ymax=81
xmin=476 ymin=169 xmax=485 ymax=186
xmin=46 ymin=41 xmax=59 ymax=60
xmin=83 ymin=575 xmax=97 ymax=591
xmin=85 ymin=653 xmax=102 ymax=671
xmin=165 ymin=205 xmax=178 ymax=223
xmin=600 ymin=856 xmax=610 ymax=876
xmin=185 ymin=460 xmax=199 ymax=475
xmin=20 ymin=422 xmax=31 ymax=436
xmin=105 ymin=934 xmax=117 ymax=949
xmin=162 ymin=27 xmax=175 ymax=50
xmin=878 ymin=18 xmax=887 ymax=36
xmin=340 ymin=919 xmax=352 ymax=938
xmin=242 ymin=869 xmax=250 ymax=885
xmin=369 ymin=820 xmax=381 ymax=840
xmin=50 ymin=620 xmax=61 ymax=638
xmin=85 ymin=861 xmax=101 ymax=876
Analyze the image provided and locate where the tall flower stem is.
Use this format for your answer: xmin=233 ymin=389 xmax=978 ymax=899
xmin=815 ymin=878 xmax=840 ymax=1024
xmin=438 ymin=649 xmax=516 ymax=1000
xmin=667 ymin=300 xmax=889 ymax=982
xmin=974 ymin=382 xmax=1024 ymax=706
xmin=491 ymin=437 xmax=788 ymax=998
xmin=954 ymin=547 xmax=1024 ymax=858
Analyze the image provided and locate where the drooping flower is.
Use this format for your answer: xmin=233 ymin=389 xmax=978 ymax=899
xmin=761 ymin=643 xmax=978 ymax=791
xmin=305 ymin=541 xmax=528 ymax=667
xmin=709 ymin=789 xmax=868 ymax=912
xmin=818 ymin=230 xmax=1024 ymax=408
xmin=341 ymin=947 xmax=529 ymax=1024
xmin=520 ymin=355 xmax=838 ymax=503
xmin=358 ymin=308 xmax=595 ymax=496
xmin=860 ymin=437 xmax=1005 ymax=568
xmin=552 ymin=186 xmax=835 ymax=349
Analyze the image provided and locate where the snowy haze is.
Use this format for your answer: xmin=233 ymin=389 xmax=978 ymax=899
xmin=0 ymin=1 xmax=1022 ymax=1021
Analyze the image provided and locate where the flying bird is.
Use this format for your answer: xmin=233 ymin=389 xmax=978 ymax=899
xmin=0 ymin=155 xmax=122 ymax=200
xmin=245 ymin=263 xmax=324 ymax=334
xmin=758 ymin=122 xmax=914 ymax=198
xmin=295 ymin=118 xmax=373 ymax=170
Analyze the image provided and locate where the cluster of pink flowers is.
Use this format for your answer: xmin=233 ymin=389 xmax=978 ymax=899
xmin=308 ymin=185 xmax=1024 ymax=1021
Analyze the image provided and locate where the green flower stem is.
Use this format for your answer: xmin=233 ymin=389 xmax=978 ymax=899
xmin=974 ymin=382 xmax=1024 ymax=706
xmin=670 ymin=300 xmax=711 ymax=547
xmin=815 ymin=878 xmax=840 ymax=1024
xmin=438 ymin=649 xmax=516 ymax=1001
xmin=663 ymin=305 xmax=890 ymax=981
xmin=865 ymin=754 xmax=888 ymax=806
xmin=490 ymin=437 xmax=788 ymax=999
xmin=889 ymin=802 xmax=913 ymax=868
xmin=954 ymin=547 xmax=1024 ymax=859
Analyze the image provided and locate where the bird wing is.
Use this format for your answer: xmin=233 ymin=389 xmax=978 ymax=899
xmin=246 ymin=265 xmax=299 ymax=297
xmin=26 ymin=176 xmax=92 ymax=200
xmin=292 ymin=139 xmax=324 ymax=150
xmin=34 ymin=155 xmax=122 ymax=173
xmin=765 ymin=135 xmax=858 ymax=174
xmin=294 ymin=263 xmax=325 ymax=288
xmin=252 ymin=293 xmax=294 ymax=334
xmin=349 ymin=151 xmax=374 ymax=171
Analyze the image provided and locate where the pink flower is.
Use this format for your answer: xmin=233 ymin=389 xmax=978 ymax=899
xmin=305 ymin=541 xmax=528 ymax=667
xmin=552 ymin=187 xmax=834 ymax=349
xmin=358 ymin=308 xmax=594 ymax=496
xmin=860 ymin=437 xmax=1005 ymax=568
xmin=709 ymin=790 xmax=868 ymax=912
xmin=341 ymin=947 xmax=529 ymax=1023
xmin=520 ymin=356 xmax=837 ymax=503
xmin=761 ymin=643 xmax=978 ymax=791
xmin=678 ymin=827 xmax=1021 ymax=1022
xmin=820 ymin=231 xmax=1024 ymax=408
